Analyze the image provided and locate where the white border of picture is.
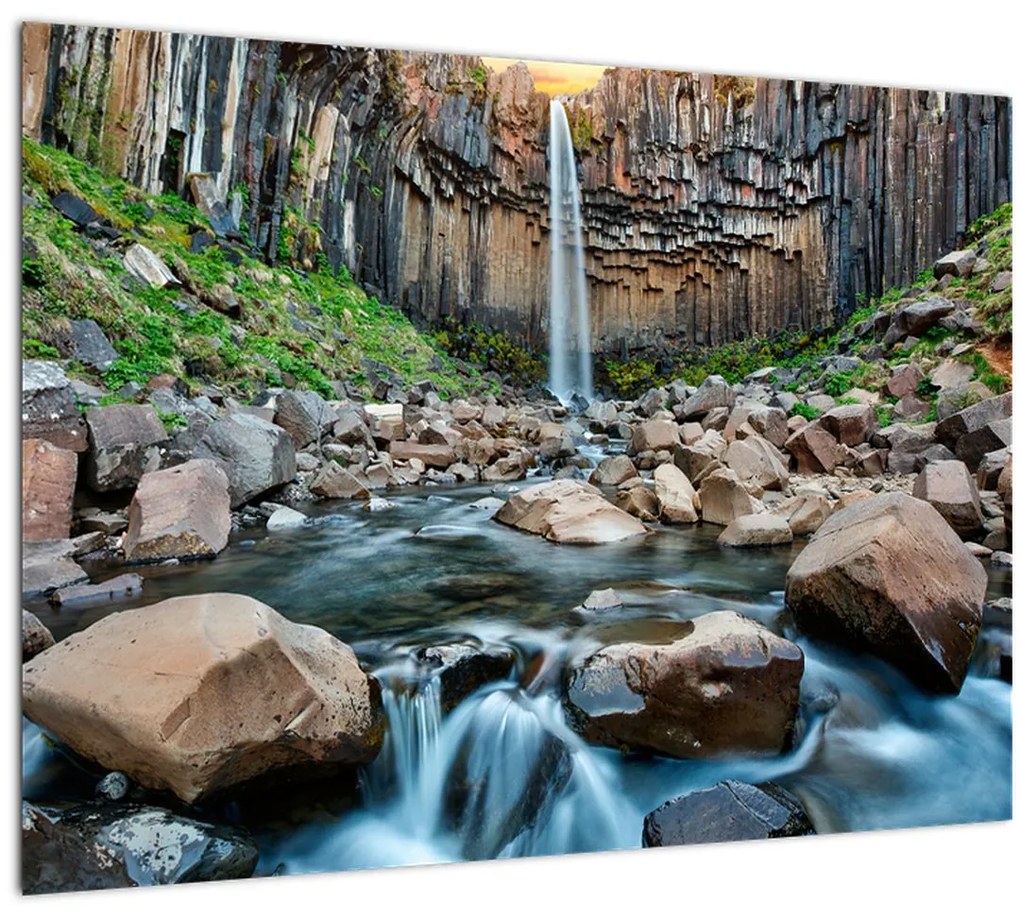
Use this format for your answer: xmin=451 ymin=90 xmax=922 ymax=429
xmin=3 ymin=2 xmax=1016 ymax=917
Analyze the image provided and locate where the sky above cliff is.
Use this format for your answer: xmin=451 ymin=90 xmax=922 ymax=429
xmin=481 ymin=57 xmax=607 ymax=95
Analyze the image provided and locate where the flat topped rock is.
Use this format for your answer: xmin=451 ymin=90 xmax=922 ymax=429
xmin=22 ymin=593 xmax=384 ymax=804
xmin=494 ymin=479 xmax=647 ymax=544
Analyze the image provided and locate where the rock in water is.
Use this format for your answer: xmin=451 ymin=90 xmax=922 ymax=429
xmin=642 ymin=781 xmax=815 ymax=847
xmin=718 ymin=514 xmax=793 ymax=547
xmin=564 ymin=610 xmax=803 ymax=758
xmin=22 ymin=801 xmax=258 ymax=892
xmin=123 ymin=460 xmax=231 ymax=561
xmin=493 ymin=479 xmax=647 ymax=544
xmin=589 ymin=454 xmax=638 ymax=486
xmin=22 ymin=593 xmax=384 ymax=803
xmin=785 ymin=493 xmax=986 ymax=693
xmin=22 ymin=610 xmax=54 ymax=661
xmin=416 ymin=642 xmax=516 ymax=712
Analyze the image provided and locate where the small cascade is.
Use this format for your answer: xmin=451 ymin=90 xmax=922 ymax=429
xmin=548 ymin=99 xmax=593 ymax=404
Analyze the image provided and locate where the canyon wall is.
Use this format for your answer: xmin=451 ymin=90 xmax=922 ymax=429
xmin=22 ymin=23 xmax=1012 ymax=356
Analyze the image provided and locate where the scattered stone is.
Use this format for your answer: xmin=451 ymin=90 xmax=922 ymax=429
xmin=56 ymin=319 xmax=119 ymax=371
xmin=818 ymin=404 xmax=878 ymax=447
xmin=786 ymin=494 xmax=833 ymax=536
xmin=885 ymin=364 xmax=923 ymax=398
xmin=22 ymin=438 xmax=77 ymax=541
xmin=123 ymin=460 xmax=231 ymax=562
xmin=389 ymin=441 xmax=457 ymax=469
xmin=934 ymin=249 xmax=978 ymax=279
xmin=930 ymin=360 xmax=975 ymax=391
xmin=22 ymin=540 xmax=89 ymax=600
xmin=697 ymin=468 xmax=760 ymax=525
xmin=581 ymin=588 xmax=623 ymax=611
xmin=416 ymin=642 xmax=515 ymax=712
xmin=22 ymin=801 xmax=259 ymax=892
xmin=642 ymin=780 xmax=814 ymax=847
xmin=722 ymin=435 xmax=789 ymax=491
xmin=589 ymin=454 xmax=639 ymax=487
xmin=22 ymin=610 xmax=54 ymax=661
xmin=22 ymin=361 xmax=88 ymax=452
xmin=22 ymin=593 xmax=384 ymax=804
xmin=50 ymin=574 xmax=144 ymax=607
xmin=363 ymin=497 xmax=396 ymax=512
xmin=989 ymin=270 xmax=1012 ymax=293
xmin=912 ymin=459 xmax=984 ymax=534
xmin=682 ymin=375 xmax=735 ymax=419
xmin=494 ymin=479 xmax=647 ymax=545
xmin=195 ymin=414 xmax=297 ymax=507
xmin=85 ymin=404 xmax=167 ymax=492
xmin=272 ymin=390 xmax=339 ymax=449
xmin=718 ymin=514 xmax=793 ymax=547
xmin=50 ymin=190 xmax=100 ymax=227
xmin=564 ymin=610 xmax=803 ymax=758
xmin=785 ymin=422 xmax=843 ymax=474
xmin=615 ymin=484 xmax=660 ymax=522
xmin=990 ymin=551 xmax=1012 ymax=568
xmin=468 ymin=496 xmax=504 ymax=514
xmin=309 ymin=462 xmax=371 ymax=499
xmin=653 ymin=463 xmax=699 ymax=523
xmin=77 ymin=510 xmax=129 ymax=536
xmin=674 ymin=430 xmax=727 ymax=481
xmin=966 ymin=542 xmax=993 ymax=557
xmin=786 ymin=493 xmax=986 ymax=693
xmin=123 ymin=243 xmax=179 ymax=288
xmin=364 ymin=403 xmax=406 ymax=443
xmin=629 ymin=419 xmax=681 ymax=454
xmin=266 ymin=507 xmax=308 ymax=530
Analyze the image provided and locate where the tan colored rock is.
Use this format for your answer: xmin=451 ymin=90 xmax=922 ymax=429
xmin=697 ymin=469 xmax=760 ymax=525
xmin=309 ymin=462 xmax=371 ymax=499
xmin=494 ymin=479 xmax=647 ymax=544
xmin=786 ymin=493 xmax=986 ymax=693
xmin=22 ymin=610 xmax=54 ymax=661
xmin=22 ymin=439 xmax=77 ymax=541
xmin=674 ymin=429 xmax=726 ymax=481
xmin=718 ymin=514 xmax=793 ymax=547
xmin=364 ymin=403 xmax=405 ymax=443
xmin=834 ymin=490 xmax=875 ymax=511
xmin=818 ymin=404 xmax=879 ymax=447
xmin=564 ymin=610 xmax=803 ymax=758
xmin=722 ymin=435 xmax=789 ymax=492
xmin=22 ymin=594 xmax=384 ymax=803
xmin=123 ymin=460 xmax=231 ymax=562
xmin=589 ymin=454 xmax=638 ymax=487
xmin=786 ymin=494 xmax=833 ymax=535
xmin=654 ymin=464 xmax=699 ymax=523
xmin=630 ymin=420 xmax=680 ymax=455
xmin=913 ymin=459 xmax=983 ymax=533
xmin=481 ymin=452 xmax=528 ymax=482
xmin=388 ymin=440 xmax=456 ymax=469
xmin=616 ymin=484 xmax=660 ymax=522
xmin=785 ymin=422 xmax=844 ymax=473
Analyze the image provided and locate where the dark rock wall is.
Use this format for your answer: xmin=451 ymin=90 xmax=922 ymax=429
xmin=22 ymin=23 xmax=1012 ymax=355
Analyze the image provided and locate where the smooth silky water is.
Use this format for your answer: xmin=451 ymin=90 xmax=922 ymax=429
xmin=22 ymin=460 xmax=1013 ymax=876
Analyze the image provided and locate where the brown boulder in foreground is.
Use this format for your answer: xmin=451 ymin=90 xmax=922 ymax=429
xmin=786 ymin=493 xmax=986 ymax=693
xmin=494 ymin=479 xmax=647 ymax=544
xmin=22 ymin=593 xmax=384 ymax=804
xmin=564 ymin=610 xmax=803 ymax=758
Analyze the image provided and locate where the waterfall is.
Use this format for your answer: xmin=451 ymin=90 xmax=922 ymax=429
xmin=548 ymin=100 xmax=593 ymax=404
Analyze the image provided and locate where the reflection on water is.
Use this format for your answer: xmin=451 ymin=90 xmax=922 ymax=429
xmin=22 ymin=478 xmax=1013 ymax=876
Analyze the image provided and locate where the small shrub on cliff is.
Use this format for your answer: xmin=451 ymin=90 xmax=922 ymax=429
xmin=431 ymin=319 xmax=545 ymax=389
xmin=602 ymin=358 xmax=663 ymax=398
xmin=790 ymin=403 xmax=821 ymax=421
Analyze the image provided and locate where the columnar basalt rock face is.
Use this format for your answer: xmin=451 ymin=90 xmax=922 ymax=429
xmin=23 ymin=24 xmax=1011 ymax=353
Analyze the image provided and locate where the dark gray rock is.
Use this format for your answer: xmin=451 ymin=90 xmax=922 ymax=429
xmin=57 ymin=319 xmax=119 ymax=371
xmin=50 ymin=191 xmax=100 ymax=227
xmin=22 ymin=360 xmax=88 ymax=452
xmin=85 ymin=404 xmax=167 ymax=492
xmin=642 ymin=780 xmax=814 ymax=847
xmin=22 ymin=610 xmax=54 ymax=661
xmin=934 ymin=249 xmax=978 ymax=279
xmin=416 ymin=642 xmax=516 ymax=712
xmin=273 ymin=389 xmax=340 ymax=449
xmin=22 ymin=801 xmax=258 ymax=892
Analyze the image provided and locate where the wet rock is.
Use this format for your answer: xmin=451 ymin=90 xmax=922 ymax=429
xmin=50 ymin=574 xmax=144 ymax=607
xmin=653 ymin=463 xmax=699 ymax=523
xmin=416 ymin=642 xmax=515 ymax=712
xmin=273 ymin=390 xmax=339 ymax=449
xmin=363 ymin=497 xmax=396 ymax=512
xmin=682 ymin=375 xmax=735 ymax=419
xmin=22 ymin=539 xmax=89 ymax=600
xmin=22 ymin=360 xmax=88 ymax=452
xmin=195 ymin=414 xmax=297 ymax=507
xmin=468 ymin=496 xmax=504 ymax=514
xmin=494 ymin=479 xmax=647 ymax=544
xmin=785 ymin=422 xmax=843 ymax=474
xmin=22 ymin=593 xmax=384 ymax=803
xmin=934 ymin=249 xmax=978 ymax=279
xmin=629 ymin=419 xmax=680 ymax=454
xmin=85 ymin=404 xmax=167 ymax=492
xmin=818 ymin=404 xmax=878 ymax=447
xmin=697 ymin=468 xmax=761 ymax=525
xmin=22 ymin=438 xmax=77 ymax=541
xmin=22 ymin=610 xmax=54 ymax=661
xmin=564 ymin=610 xmax=803 ymax=758
xmin=912 ymin=459 xmax=984 ymax=534
xmin=722 ymin=435 xmax=789 ymax=491
xmin=123 ymin=459 xmax=231 ymax=562
xmin=22 ymin=801 xmax=258 ymax=892
xmin=642 ymin=781 xmax=814 ymax=847
xmin=95 ymin=771 xmax=131 ymax=802
xmin=309 ymin=462 xmax=371 ymax=499
xmin=123 ymin=243 xmax=179 ymax=288
xmin=581 ymin=588 xmax=623 ymax=611
xmin=589 ymin=454 xmax=638 ymax=486
xmin=786 ymin=493 xmax=986 ymax=693
xmin=718 ymin=514 xmax=793 ymax=547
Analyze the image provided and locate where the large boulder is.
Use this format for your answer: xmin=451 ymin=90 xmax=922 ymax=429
xmin=682 ymin=375 xmax=735 ymax=420
xmin=721 ymin=435 xmax=789 ymax=491
xmin=85 ymin=404 xmax=167 ymax=492
xmin=785 ymin=493 xmax=986 ymax=693
xmin=22 ymin=438 xmax=77 ymax=541
xmin=195 ymin=414 xmax=297 ymax=507
xmin=653 ymin=463 xmax=699 ymax=523
xmin=564 ymin=610 xmax=803 ymax=758
xmin=934 ymin=393 xmax=1012 ymax=471
xmin=493 ymin=479 xmax=647 ymax=544
xmin=589 ymin=454 xmax=638 ymax=487
xmin=22 ymin=593 xmax=384 ymax=804
xmin=272 ymin=390 xmax=339 ymax=449
xmin=718 ymin=514 xmax=793 ymax=547
xmin=389 ymin=441 xmax=457 ymax=469
xmin=697 ymin=469 xmax=760 ymax=525
xmin=123 ymin=460 xmax=231 ymax=562
xmin=912 ymin=459 xmax=984 ymax=534
xmin=22 ymin=801 xmax=258 ymax=892
xmin=629 ymin=419 xmax=680 ymax=454
xmin=818 ymin=404 xmax=878 ymax=447
xmin=22 ymin=360 xmax=88 ymax=452
xmin=642 ymin=781 xmax=814 ymax=847
xmin=784 ymin=422 xmax=843 ymax=474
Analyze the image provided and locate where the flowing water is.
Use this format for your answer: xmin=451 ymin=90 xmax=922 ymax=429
xmin=22 ymin=457 xmax=1013 ymax=877
xmin=547 ymin=99 xmax=593 ymax=404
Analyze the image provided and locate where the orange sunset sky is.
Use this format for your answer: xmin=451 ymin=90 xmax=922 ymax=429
xmin=481 ymin=57 xmax=608 ymax=95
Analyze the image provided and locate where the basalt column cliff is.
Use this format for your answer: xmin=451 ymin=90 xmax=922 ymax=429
xmin=22 ymin=23 xmax=1012 ymax=355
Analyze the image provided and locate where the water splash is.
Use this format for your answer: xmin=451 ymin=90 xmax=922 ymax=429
xmin=548 ymin=100 xmax=593 ymax=404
